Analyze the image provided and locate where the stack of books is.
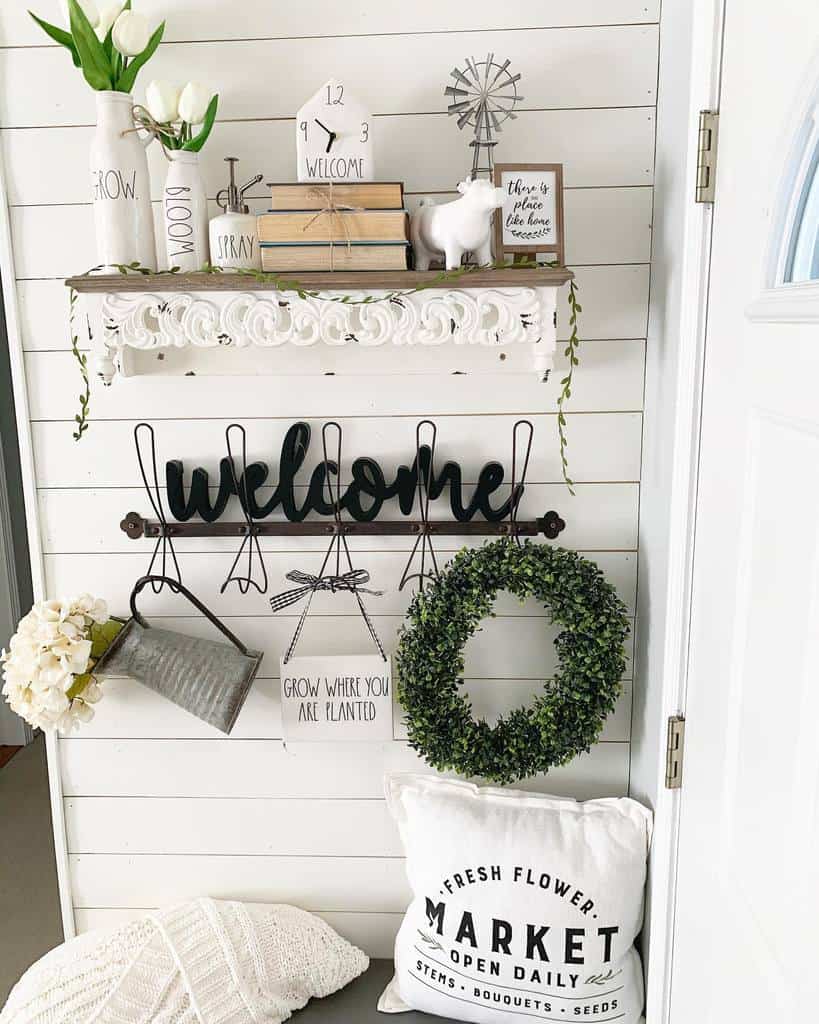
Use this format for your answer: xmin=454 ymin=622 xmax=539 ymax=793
xmin=259 ymin=182 xmax=410 ymax=272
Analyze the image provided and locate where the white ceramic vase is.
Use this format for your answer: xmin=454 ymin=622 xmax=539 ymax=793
xmin=162 ymin=150 xmax=209 ymax=271
xmin=89 ymin=91 xmax=156 ymax=270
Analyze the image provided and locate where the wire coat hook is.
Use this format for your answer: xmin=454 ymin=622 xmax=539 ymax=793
xmin=509 ymin=419 xmax=534 ymax=546
xmin=272 ymin=421 xmax=387 ymax=664
xmin=399 ymin=419 xmax=441 ymax=592
xmin=133 ymin=423 xmax=181 ymax=593
xmin=220 ymin=424 xmax=269 ymax=595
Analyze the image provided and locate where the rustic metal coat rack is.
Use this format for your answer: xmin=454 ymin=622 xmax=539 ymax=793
xmin=120 ymin=419 xmax=566 ymax=595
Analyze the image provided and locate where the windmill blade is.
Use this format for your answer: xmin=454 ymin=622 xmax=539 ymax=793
xmin=489 ymin=93 xmax=524 ymax=104
xmin=457 ymin=108 xmax=475 ymax=130
xmin=489 ymin=58 xmax=511 ymax=88
xmin=498 ymin=72 xmax=522 ymax=87
xmin=489 ymin=110 xmax=504 ymax=132
xmin=465 ymin=56 xmax=481 ymax=83
xmin=450 ymin=66 xmax=473 ymax=87
xmin=444 ymin=85 xmax=469 ymax=98
xmin=448 ymin=100 xmax=474 ymax=115
xmin=486 ymin=96 xmax=519 ymax=121
xmin=483 ymin=53 xmax=494 ymax=92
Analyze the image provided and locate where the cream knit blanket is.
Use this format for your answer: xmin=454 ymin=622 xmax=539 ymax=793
xmin=1 ymin=899 xmax=369 ymax=1024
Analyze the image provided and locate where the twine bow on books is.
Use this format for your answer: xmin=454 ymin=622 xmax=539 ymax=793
xmin=303 ymin=184 xmax=364 ymax=270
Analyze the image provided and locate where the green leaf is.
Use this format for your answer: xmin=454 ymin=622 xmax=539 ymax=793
xmin=90 ymin=618 xmax=124 ymax=659
xmin=183 ymin=93 xmax=219 ymax=152
xmin=65 ymin=672 xmax=92 ymax=700
xmin=28 ymin=11 xmax=81 ymax=67
xmin=68 ymin=0 xmax=113 ymax=90
xmin=115 ymin=20 xmax=165 ymax=93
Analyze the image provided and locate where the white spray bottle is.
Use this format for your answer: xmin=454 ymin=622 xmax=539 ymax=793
xmin=209 ymin=157 xmax=263 ymax=271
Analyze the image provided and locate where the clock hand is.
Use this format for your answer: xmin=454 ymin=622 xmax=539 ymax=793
xmin=314 ymin=118 xmax=332 ymax=135
xmin=325 ymin=131 xmax=337 ymax=153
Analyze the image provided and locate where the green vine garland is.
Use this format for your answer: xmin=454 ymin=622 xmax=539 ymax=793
xmin=69 ymin=261 xmax=581 ymax=489
xmin=396 ymin=539 xmax=629 ymax=785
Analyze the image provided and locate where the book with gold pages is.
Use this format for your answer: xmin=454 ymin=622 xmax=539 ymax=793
xmin=258 ymin=209 xmax=408 ymax=244
xmin=260 ymin=242 xmax=410 ymax=272
xmin=268 ymin=181 xmax=404 ymax=210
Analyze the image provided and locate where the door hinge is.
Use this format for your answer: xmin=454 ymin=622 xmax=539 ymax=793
xmin=665 ymin=715 xmax=686 ymax=789
xmin=695 ymin=110 xmax=719 ymax=203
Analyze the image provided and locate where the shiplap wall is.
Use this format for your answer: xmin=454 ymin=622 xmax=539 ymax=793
xmin=0 ymin=0 xmax=658 ymax=955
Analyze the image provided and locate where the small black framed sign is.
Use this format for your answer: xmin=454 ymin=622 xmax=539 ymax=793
xmin=493 ymin=163 xmax=565 ymax=263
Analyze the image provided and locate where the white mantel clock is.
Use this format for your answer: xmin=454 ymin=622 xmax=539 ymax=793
xmin=296 ymin=79 xmax=374 ymax=182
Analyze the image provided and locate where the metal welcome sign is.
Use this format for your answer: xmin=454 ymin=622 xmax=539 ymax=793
xmin=163 ymin=421 xmax=523 ymax=524
xmin=119 ymin=419 xmax=566 ymax=596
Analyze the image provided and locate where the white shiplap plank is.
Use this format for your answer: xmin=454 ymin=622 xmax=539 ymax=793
xmin=73 ymin=906 xmax=403 ymax=957
xmin=69 ymin=852 xmax=411 ymax=913
xmin=6 ymin=114 xmax=654 ymax=272
xmin=80 ymin=612 xmax=635 ymax=680
xmin=60 ymin=738 xmax=629 ymax=800
xmin=65 ymin=797 xmax=404 ymax=857
xmin=0 ymin=1 xmax=661 ymax=47
xmin=430 ymin=677 xmax=633 ymax=743
xmin=43 ymin=549 xmax=637 ymax=617
xmin=27 ymin=340 xmax=644 ymax=426
xmin=0 ymin=26 xmax=657 ymax=128
xmin=32 ymin=410 xmax=642 ymax=486
xmin=10 ymin=191 xmax=650 ymax=304
xmin=51 ymin=610 xmax=632 ymax=693
xmin=38 ymin=482 xmax=639 ymax=554
xmin=3 ymin=120 xmax=652 ymax=262
xmin=75 ymin=675 xmax=633 ymax=743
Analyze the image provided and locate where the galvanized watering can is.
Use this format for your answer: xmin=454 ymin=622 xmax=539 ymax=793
xmin=94 ymin=575 xmax=263 ymax=734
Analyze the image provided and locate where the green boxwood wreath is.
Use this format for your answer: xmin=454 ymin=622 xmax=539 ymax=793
xmin=396 ymin=539 xmax=630 ymax=785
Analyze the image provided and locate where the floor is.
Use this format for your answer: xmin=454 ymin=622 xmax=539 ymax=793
xmin=0 ymin=747 xmax=20 ymax=771
xmin=0 ymin=734 xmax=64 ymax=1005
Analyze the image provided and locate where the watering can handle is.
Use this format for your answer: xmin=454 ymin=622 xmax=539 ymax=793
xmin=130 ymin=575 xmax=252 ymax=656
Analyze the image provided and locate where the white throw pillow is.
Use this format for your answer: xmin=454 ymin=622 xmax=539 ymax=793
xmin=379 ymin=773 xmax=652 ymax=1024
xmin=1 ymin=899 xmax=369 ymax=1024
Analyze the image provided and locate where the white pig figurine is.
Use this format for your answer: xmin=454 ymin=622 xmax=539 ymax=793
xmin=411 ymin=178 xmax=506 ymax=270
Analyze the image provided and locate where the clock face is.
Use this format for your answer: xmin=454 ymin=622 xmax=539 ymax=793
xmin=296 ymin=79 xmax=374 ymax=183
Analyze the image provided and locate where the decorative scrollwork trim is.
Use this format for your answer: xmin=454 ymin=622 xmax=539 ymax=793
xmin=94 ymin=286 xmax=558 ymax=383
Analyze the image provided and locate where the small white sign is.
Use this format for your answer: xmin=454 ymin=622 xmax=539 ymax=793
xmin=494 ymin=163 xmax=564 ymax=262
xmin=280 ymin=655 xmax=393 ymax=742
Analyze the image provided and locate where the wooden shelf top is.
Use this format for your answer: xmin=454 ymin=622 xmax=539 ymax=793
xmin=65 ymin=267 xmax=573 ymax=293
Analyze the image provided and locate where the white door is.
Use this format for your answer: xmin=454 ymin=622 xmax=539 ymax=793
xmin=670 ymin=2 xmax=819 ymax=1021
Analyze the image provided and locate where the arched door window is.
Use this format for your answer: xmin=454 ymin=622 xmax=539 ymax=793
xmin=783 ymin=127 xmax=819 ymax=282
xmin=750 ymin=73 xmax=819 ymax=318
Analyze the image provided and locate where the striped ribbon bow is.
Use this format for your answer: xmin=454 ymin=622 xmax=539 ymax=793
xmin=269 ymin=568 xmax=381 ymax=613
xmin=270 ymin=567 xmax=386 ymax=664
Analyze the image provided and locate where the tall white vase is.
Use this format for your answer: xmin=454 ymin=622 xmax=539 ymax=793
xmin=89 ymin=91 xmax=156 ymax=270
xmin=162 ymin=150 xmax=209 ymax=271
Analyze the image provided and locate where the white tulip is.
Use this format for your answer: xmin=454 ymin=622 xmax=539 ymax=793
xmin=145 ymin=79 xmax=181 ymax=124
xmin=95 ymin=0 xmax=125 ymax=40
xmin=60 ymin=0 xmax=100 ymax=28
xmin=178 ymin=82 xmax=211 ymax=125
xmin=111 ymin=9 xmax=151 ymax=57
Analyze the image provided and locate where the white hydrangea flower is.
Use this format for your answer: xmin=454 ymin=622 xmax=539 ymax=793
xmin=1 ymin=594 xmax=112 ymax=733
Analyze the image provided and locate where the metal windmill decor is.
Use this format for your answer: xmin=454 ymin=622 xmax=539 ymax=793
xmin=445 ymin=54 xmax=523 ymax=179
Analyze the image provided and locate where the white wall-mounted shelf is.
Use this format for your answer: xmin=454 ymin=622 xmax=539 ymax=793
xmin=66 ymin=269 xmax=572 ymax=383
